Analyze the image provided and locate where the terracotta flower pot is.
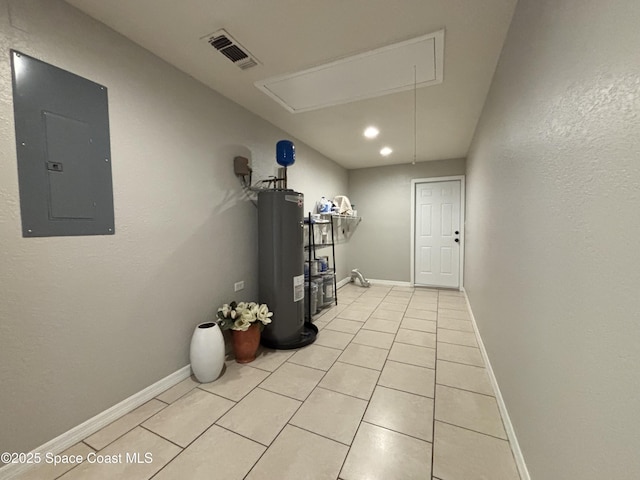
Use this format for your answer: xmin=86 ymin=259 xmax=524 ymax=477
xmin=232 ymin=323 xmax=260 ymax=364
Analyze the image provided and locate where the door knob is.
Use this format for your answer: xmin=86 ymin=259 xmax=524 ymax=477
xmin=455 ymin=230 xmax=459 ymax=235
xmin=455 ymin=238 xmax=459 ymax=243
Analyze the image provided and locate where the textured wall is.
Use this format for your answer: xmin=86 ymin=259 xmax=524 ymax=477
xmin=0 ymin=0 xmax=346 ymax=456
xmin=464 ymin=0 xmax=640 ymax=478
xmin=347 ymin=159 xmax=465 ymax=282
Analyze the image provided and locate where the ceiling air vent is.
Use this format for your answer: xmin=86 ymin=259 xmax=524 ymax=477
xmin=204 ymin=29 xmax=259 ymax=70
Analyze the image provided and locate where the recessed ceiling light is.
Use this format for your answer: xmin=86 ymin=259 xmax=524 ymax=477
xmin=380 ymin=147 xmax=393 ymax=156
xmin=364 ymin=126 xmax=379 ymax=139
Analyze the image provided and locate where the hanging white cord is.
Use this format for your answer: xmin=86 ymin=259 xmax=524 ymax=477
xmin=413 ymin=65 xmax=417 ymax=165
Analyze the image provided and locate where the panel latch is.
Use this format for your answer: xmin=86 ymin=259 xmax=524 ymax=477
xmin=46 ymin=161 xmax=63 ymax=172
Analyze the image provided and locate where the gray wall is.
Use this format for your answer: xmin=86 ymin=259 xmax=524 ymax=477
xmin=348 ymin=159 xmax=465 ymax=282
xmin=0 ymin=0 xmax=347 ymax=456
xmin=464 ymin=0 xmax=640 ymax=478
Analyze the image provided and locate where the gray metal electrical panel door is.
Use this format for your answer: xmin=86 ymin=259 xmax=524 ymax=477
xmin=11 ymin=50 xmax=114 ymax=237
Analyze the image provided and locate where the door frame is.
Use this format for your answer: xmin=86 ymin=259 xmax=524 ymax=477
xmin=410 ymin=175 xmax=466 ymax=290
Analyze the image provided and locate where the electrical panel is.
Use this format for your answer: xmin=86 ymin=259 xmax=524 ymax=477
xmin=11 ymin=50 xmax=114 ymax=237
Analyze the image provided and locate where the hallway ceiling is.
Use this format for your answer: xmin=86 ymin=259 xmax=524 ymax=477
xmin=65 ymin=0 xmax=516 ymax=169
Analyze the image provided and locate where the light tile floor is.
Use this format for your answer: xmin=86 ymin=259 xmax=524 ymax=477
xmin=19 ymin=284 xmax=521 ymax=480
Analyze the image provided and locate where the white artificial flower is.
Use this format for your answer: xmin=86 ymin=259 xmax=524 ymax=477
xmin=257 ymin=304 xmax=273 ymax=324
xmin=241 ymin=309 xmax=255 ymax=323
xmin=217 ymin=301 xmax=272 ymax=330
xmin=233 ymin=317 xmax=250 ymax=331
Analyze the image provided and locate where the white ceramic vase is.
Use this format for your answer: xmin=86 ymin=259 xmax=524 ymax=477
xmin=190 ymin=321 xmax=225 ymax=383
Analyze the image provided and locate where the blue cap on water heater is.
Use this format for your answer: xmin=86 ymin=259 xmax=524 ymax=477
xmin=276 ymin=140 xmax=295 ymax=167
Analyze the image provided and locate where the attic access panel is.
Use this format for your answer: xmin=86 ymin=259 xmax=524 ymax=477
xmin=255 ymin=30 xmax=444 ymax=113
xmin=11 ymin=50 xmax=114 ymax=237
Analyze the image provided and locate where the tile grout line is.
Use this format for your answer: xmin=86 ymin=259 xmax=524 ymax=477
xmin=132 ymin=426 xmax=186 ymax=480
xmin=138 ymin=423 xmax=185 ymax=450
xmin=360 ymin=420 xmax=433 ymax=446
xmin=436 ymin=358 xmax=486 ymax=370
xmin=433 ymin=419 xmax=510 ymax=443
xmin=430 ymin=290 xmax=440 ymax=478
xmin=388 ymin=339 xmax=436 ymax=351
xmin=434 ymin=325 xmax=475 ymax=333
xmin=332 ymin=358 xmax=387 ymax=373
xmin=155 ymin=358 xmax=298 ymax=479
xmin=284 ymin=288 xmax=389 ymax=479
xmin=54 ymin=408 xmax=184 ymax=480
xmin=236 ymin=314 xmax=378 ymax=480
xmin=398 ymin=325 xmax=438 ymax=334
xmin=79 ymin=398 xmax=173 ymax=454
xmin=334 ymin=286 xmax=396 ymax=479
xmin=204 ymin=423 xmax=266 ymax=450
xmin=434 ymin=382 xmax=497 ymax=399
xmin=310 ymin=379 xmax=379 ymax=403
xmin=338 ymin=334 xmax=390 ymax=350
xmin=394 ymin=338 xmax=437 ymax=348
xmin=384 ymin=358 xmax=435 ymax=372
xmin=155 ymin=377 xmax=201 ymax=404
xmin=310 ymin=301 xmax=386 ymax=394
xmin=373 ymin=382 xmax=435 ymax=400
xmin=196 ymin=384 xmax=247 ymax=403
xmin=235 ymin=357 xmax=294 ymax=373
xmin=436 ymin=339 xmax=479 ymax=348
xmin=285 ymin=357 xmax=334 ymax=373
xmin=410 ymin=287 xmax=441 ymax=480
xmin=257 ymin=380 xmax=324 ymax=404
xmin=48 ymin=400 xmax=173 ymax=480
xmin=336 ymin=354 xmax=435 ymax=372
xmin=51 ymin=441 xmax=95 ymax=480
xmin=199 ymin=372 xmax=275 ymax=402
xmin=80 ymin=441 xmax=95 ymax=452
xmin=240 ymin=365 xmax=316 ymax=479
xmin=60 ymin=382 xmax=206 ymax=479
xmin=285 ymin=423 xmax=353 ymax=448
xmin=432 ymin=357 xmax=484 ymax=368
xmin=314 ymin=383 xmax=375 ymax=402
xmin=236 ymin=337 xmax=356 ymax=480
xmin=343 ymin=288 xmax=436 ymax=477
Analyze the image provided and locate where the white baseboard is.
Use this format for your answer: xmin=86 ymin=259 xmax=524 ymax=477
xmin=0 ymin=365 xmax=192 ymax=480
xmin=336 ymin=277 xmax=351 ymax=289
xmin=463 ymin=293 xmax=530 ymax=480
xmin=366 ymin=278 xmax=412 ymax=287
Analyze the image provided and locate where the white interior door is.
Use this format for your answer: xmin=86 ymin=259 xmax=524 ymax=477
xmin=414 ymin=180 xmax=461 ymax=288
